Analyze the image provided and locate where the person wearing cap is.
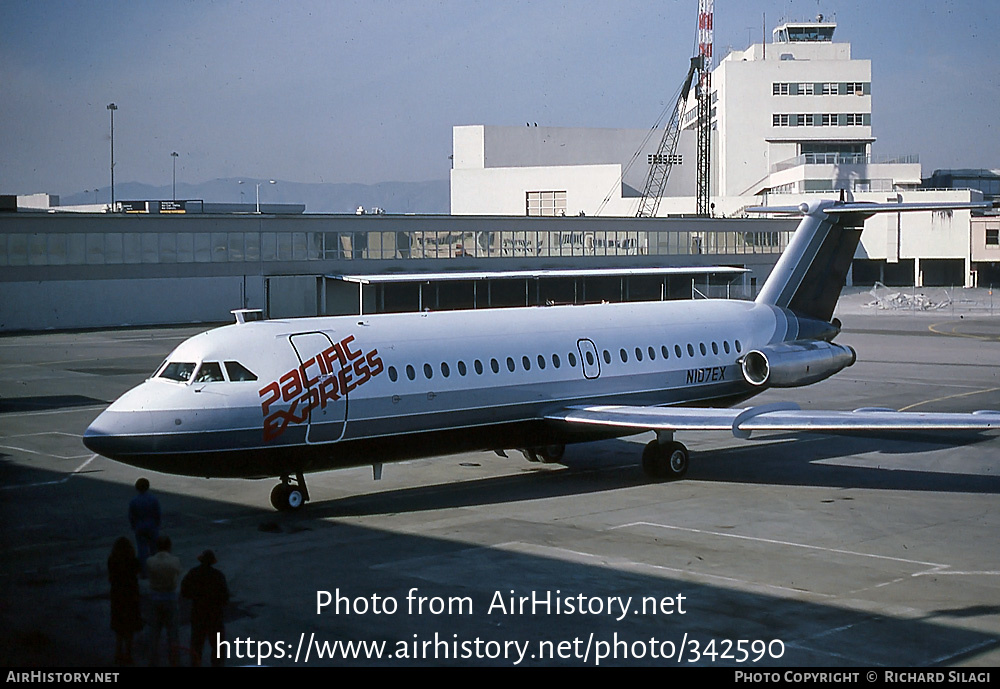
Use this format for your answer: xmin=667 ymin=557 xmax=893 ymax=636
xmin=128 ymin=478 xmax=160 ymax=574
xmin=181 ymin=549 xmax=231 ymax=667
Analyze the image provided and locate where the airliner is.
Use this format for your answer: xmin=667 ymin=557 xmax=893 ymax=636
xmin=84 ymin=199 xmax=998 ymax=510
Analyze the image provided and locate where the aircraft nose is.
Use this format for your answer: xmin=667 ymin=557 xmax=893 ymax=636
xmin=82 ymin=415 xmax=114 ymax=457
xmin=83 ymin=408 xmax=152 ymax=460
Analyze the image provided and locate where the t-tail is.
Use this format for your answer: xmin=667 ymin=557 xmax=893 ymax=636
xmin=752 ymin=198 xmax=991 ymax=323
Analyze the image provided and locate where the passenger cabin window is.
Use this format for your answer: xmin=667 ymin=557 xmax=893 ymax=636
xmin=224 ymin=361 xmax=258 ymax=381
xmin=160 ymin=362 xmax=196 ymax=382
xmin=194 ymin=362 xmax=225 ymax=383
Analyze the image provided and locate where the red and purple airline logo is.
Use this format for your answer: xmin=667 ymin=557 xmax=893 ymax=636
xmin=258 ymin=334 xmax=383 ymax=442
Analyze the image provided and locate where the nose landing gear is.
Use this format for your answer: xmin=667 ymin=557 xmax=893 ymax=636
xmin=270 ymin=472 xmax=310 ymax=511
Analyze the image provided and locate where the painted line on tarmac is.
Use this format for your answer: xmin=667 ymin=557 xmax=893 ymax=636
xmin=0 ymin=454 xmax=98 ymax=490
xmin=898 ymin=386 xmax=1000 ymax=412
xmin=0 ymin=405 xmax=106 ymax=418
xmin=615 ymin=522 xmax=948 ymax=571
xmin=914 ymin=569 xmax=1000 ymax=577
xmin=491 ymin=540 xmax=840 ymax=600
xmin=0 ymin=443 xmax=92 ymax=459
xmin=928 ymin=320 xmax=1000 ymax=342
xmin=0 ymin=431 xmax=92 ymax=459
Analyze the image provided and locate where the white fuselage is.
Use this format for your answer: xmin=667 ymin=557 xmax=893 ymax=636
xmin=84 ymin=298 xmax=807 ymax=479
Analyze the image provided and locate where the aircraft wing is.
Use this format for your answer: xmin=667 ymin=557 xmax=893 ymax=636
xmin=546 ymin=402 xmax=1000 ymax=439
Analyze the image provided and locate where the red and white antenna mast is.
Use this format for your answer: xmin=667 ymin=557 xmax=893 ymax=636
xmin=696 ymin=0 xmax=714 ymax=216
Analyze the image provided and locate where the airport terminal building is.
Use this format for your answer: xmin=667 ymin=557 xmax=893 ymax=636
xmin=0 ymin=209 xmax=795 ymax=331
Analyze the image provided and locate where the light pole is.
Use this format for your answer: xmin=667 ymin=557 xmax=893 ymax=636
xmin=107 ymin=103 xmax=117 ymax=209
xmin=239 ymin=179 xmax=276 ymax=213
xmin=257 ymin=180 xmax=276 ymax=213
xmin=171 ymin=152 xmax=179 ymax=200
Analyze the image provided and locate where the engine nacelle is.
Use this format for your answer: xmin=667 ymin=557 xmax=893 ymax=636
xmin=740 ymin=340 xmax=856 ymax=388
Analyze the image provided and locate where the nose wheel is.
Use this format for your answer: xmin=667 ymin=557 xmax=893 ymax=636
xmin=270 ymin=473 xmax=310 ymax=511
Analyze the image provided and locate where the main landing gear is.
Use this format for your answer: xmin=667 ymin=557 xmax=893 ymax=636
xmin=270 ymin=472 xmax=310 ymax=511
xmin=641 ymin=434 xmax=689 ymax=481
xmin=521 ymin=444 xmax=566 ymax=463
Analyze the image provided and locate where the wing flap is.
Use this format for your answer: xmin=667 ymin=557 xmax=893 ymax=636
xmin=546 ymin=403 xmax=1000 ymax=438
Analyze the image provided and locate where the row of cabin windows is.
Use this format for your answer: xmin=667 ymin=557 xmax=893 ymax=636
xmin=385 ymin=339 xmax=743 ymax=383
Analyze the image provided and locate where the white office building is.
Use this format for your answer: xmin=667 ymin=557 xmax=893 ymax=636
xmin=451 ymin=18 xmax=985 ymax=286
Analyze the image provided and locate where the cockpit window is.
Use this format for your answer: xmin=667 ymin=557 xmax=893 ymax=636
xmin=193 ymin=362 xmax=225 ymax=383
xmin=160 ymin=362 xmax=196 ymax=382
xmin=225 ymin=361 xmax=258 ymax=381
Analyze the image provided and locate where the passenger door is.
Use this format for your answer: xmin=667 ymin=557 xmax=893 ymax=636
xmin=577 ymin=338 xmax=601 ymax=380
xmin=289 ymin=332 xmax=347 ymax=443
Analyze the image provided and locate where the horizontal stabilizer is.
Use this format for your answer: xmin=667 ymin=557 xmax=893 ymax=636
xmin=748 ymin=200 xmax=992 ymax=217
xmin=752 ymin=198 xmax=991 ymax=322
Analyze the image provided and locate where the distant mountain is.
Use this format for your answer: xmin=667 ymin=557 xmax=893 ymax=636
xmin=60 ymin=178 xmax=451 ymax=214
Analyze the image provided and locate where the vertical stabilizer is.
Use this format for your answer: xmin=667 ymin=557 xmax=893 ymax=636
xmin=755 ymin=201 xmax=863 ymax=322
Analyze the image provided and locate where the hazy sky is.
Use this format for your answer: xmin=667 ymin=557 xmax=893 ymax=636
xmin=2 ymin=0 xmax=997 ymax=197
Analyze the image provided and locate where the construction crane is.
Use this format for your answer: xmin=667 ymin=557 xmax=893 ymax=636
xmin=635 ymin=56 xmax=699 ymax=218
xmin=636 ymin=0 xmax=714 ymax=218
